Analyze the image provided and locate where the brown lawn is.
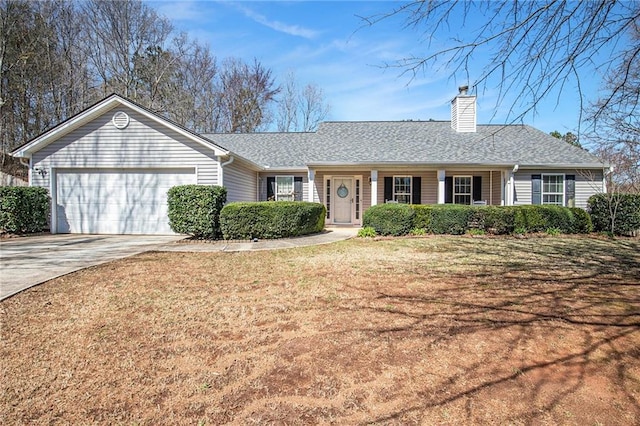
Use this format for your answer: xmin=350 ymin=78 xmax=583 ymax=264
xmin=1 ymin=235 xmax=639 ymax=425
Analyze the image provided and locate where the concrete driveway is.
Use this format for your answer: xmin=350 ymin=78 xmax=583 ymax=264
xmin=0 ymin=234 xmax=184 ymax=300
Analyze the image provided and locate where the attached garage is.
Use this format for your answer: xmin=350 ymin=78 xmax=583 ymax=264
xmin=10 ymin=95 xmax=232 ymax=235
xmin=54 ymin=168 xmax=195 ymax=235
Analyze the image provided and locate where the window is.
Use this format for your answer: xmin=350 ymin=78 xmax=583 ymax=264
xmin=393 ymin=176 xmax=412 ymax=204
xmin=275 ymin=176 xmax=294 ymax=201
xmin=542 ymin=174 xmax=564 ymax=205
xmin=454 ymin=176 xmax=472 ymax=205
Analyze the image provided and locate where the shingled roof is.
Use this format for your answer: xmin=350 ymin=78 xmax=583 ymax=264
xmin=206 ymin=120 xmax=603 ymax=169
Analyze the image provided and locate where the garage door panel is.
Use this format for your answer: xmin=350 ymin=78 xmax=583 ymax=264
xmin=56 ymin=168 xmax=195 ymax=234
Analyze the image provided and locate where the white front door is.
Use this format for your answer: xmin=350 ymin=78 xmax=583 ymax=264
xmin=333 ymin=177 xmax=353 ymax=224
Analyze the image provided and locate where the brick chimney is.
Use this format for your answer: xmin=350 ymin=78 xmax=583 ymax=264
xmin=451 ymin=85 xmax=476 ymax=132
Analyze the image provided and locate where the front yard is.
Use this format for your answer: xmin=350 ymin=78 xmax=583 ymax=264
xmin=1 ymin=236 xmax=639 ymax=424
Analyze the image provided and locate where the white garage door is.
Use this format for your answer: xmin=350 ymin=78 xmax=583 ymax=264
xmin=56 ymin=168 xmax=196 ymax=234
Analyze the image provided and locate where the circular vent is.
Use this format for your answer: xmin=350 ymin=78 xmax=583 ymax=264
xmin=112 ymin=111 xmax=130 ymax=129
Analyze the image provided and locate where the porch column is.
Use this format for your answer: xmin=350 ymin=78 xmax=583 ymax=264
xmin=509 ymin=172 xmax=515 ymax=206
xmin=500 ymin=171 xmax=506 ymax=205
xmin=307 ymin=168 xmax=315 ymax=202
xmin=437 ymin=169 xmax=446 ymax=204
xmin=370 ymin=170 xmax=378 ymax=205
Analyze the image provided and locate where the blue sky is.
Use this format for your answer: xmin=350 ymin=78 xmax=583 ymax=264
xmin=148 ymin=0 xmax=604 ymax=134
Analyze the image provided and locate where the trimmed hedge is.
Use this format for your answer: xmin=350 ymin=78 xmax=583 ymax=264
xmin=362 ymin=203 xmax=415 ymax=236
xmin=364 ymin=203 xmax=594 ymax=236
xmin=167 ymin=185 xmax=227 ymax=238
xmin=220 ymin=201 xmax=326 ymax=240
xmin=588 ymin=193 xmax=640 ymax=236
xmin=0 ymin=186 xmax=50 ymax=233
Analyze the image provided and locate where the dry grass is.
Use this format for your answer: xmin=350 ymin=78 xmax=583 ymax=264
xmin=2 ymin=235 xmax=639 ymax=425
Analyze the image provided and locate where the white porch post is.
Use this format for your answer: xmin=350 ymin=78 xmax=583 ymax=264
xmin=500 ymin=170 xmax=505 ymax=205
xmin=508 ymin=172 xmax=515 ymax=206
xmin=437 ymin=169 xmax=446 ymax=204
xmin=370 ymin=170 xmax=378 ymax=205
xmin=307 ymin=168 xmax=315 ymax=202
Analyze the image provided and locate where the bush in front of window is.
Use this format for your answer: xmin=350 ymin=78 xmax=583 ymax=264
xmin=569 ymin=207 xmax=594 ymax=234
xmin=513 ymin=205 xmax=586 ymax=234
xmin=363 ymin=203 xmax=415 ymax=236
xmin=408 ymin=204 xmax=592 ymax=236
xmin=220 ymin=201 xmax=326 ymax=240
xmin=0 ymin=186 xmax=50 ymax=234
xmin=428 ymin=205 xmax=474 ymax=235
xmin=588 ymin=193 xmax=640 ymax=236
xmin=167 ymin=185 xmax=227 ymax=239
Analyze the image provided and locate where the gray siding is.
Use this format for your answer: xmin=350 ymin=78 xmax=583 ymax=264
xmin=223 ymin=158 xmax=258 ymax=202
xmin=31 ymin=105 xmax=220 ymax=190
xmin=514 ymin=169 xmax=603 ymax=208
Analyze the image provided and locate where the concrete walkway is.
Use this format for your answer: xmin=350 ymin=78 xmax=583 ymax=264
xmin=0 ymin=228 xmax=358 ymax=301
xmin=156 ymin=227 xmax=358 ymax=252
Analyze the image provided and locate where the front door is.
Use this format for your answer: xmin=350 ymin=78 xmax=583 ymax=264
xmin=333 ymin=177 xmax=353 ymax=224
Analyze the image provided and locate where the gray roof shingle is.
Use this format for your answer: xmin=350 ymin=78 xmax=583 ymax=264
xmin=205 ymin=121 xmax=603 ymax=169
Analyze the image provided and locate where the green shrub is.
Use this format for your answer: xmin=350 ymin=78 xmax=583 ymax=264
xmin=569 ymin=207 xmax=593 ymax=234
xmin=357 ymin=226 xmax=377 ymax=238
xmin=412 ymin=205 xmax=433 ymax=231
xmin=167 ymin=185 xmax=227 ymax=238
xmin=588 ymin=193 xmax=640 ymax=236
xmin=0 ymin=186 xmax=49 ymax=233
xmin=220 ymin=201 xmax=325 ymax=240
xmin=512 ymin=205 xmax=578 ymax=234
xmin=428 ymin=205 xmax=473 ymax=235
xmin=482 ymin=206 xmax=516 ymax=235
xmin=410 ymin=227 xmax=427 ymax=236
xmin=546 ymin=227 xmax=561 ymax=236
xmin=363 ymin=203 xmax=415 ymax=236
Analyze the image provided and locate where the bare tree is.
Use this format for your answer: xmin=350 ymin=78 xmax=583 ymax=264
xmin=586 ymin=19 xmax=640 ymax=193
xmin=363 ymin=1 xmax=640 ymax=125
xmin=217 ymin=58 xmax=279 ymax=133
xmin=81 ymin=0 xmax=173 ymax=100
xmin=276 ymin=71 xmax=330 ymax=132
xmin=298 ymin=82 xmax=330 ymax=132
xmin=276 ymin=71 xmax=298 ymax=132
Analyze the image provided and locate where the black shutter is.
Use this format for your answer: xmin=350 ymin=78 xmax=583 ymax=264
xmin=384 ymin=176 xmax=393 ymax=202
xmin=531 ymin=174 xmax=542 ymax=205
xmin=445 ymin=176 xmax=453 ymax=204
xmin=294 ymin=177 xmax=303 ymax=201
xmin=473 ymin=176 xmax=482 ymax=202
xmin=565 ymin=175 xmax=575 ymax=207
xmin=412 ymin=176 xmax=421 ymax=204
xmin=266 ymin=177 xmax=275 ymax=200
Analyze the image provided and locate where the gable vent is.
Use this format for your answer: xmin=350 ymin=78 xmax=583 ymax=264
xmin=112 ymin=111 xmax=130 ymax=129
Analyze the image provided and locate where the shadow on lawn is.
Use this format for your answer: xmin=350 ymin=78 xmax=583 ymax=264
xmin=345 ymin=237 xmax=640 ymax=424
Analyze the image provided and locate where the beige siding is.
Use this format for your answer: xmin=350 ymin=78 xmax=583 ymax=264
xmin=514 ymin=170 xmax=603 ymax=208
xmin=377 ymin=171 xmax=438 ymax=204
xmin=258 ymin=172 xmax=309 ymax=201
xmin=31 ymin=105 xmax=220 ymax=190
xmin=223 ymin=158 xmax=258 ymax=202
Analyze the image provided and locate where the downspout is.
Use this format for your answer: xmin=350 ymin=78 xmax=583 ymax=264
xmin=219 ymin=155 xmax=234 ymax=187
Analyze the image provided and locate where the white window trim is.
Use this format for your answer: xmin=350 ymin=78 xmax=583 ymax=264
xmin=275 ymin=175 xmax=295 ymax=201
xmin=393 ymin=175 xmax=412 ymax=204
xmin=453 ymin=175 xmax=472 ymax=205
xmin=541 ymin=173 xmax=565 ymax=205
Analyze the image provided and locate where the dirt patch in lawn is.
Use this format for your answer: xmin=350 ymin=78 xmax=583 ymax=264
xmin=2 ymin=236 xmax=639 ymax=424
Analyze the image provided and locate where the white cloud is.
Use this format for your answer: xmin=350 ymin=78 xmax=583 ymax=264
xmin=230 ymin=2 xmax=319 ymax=39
